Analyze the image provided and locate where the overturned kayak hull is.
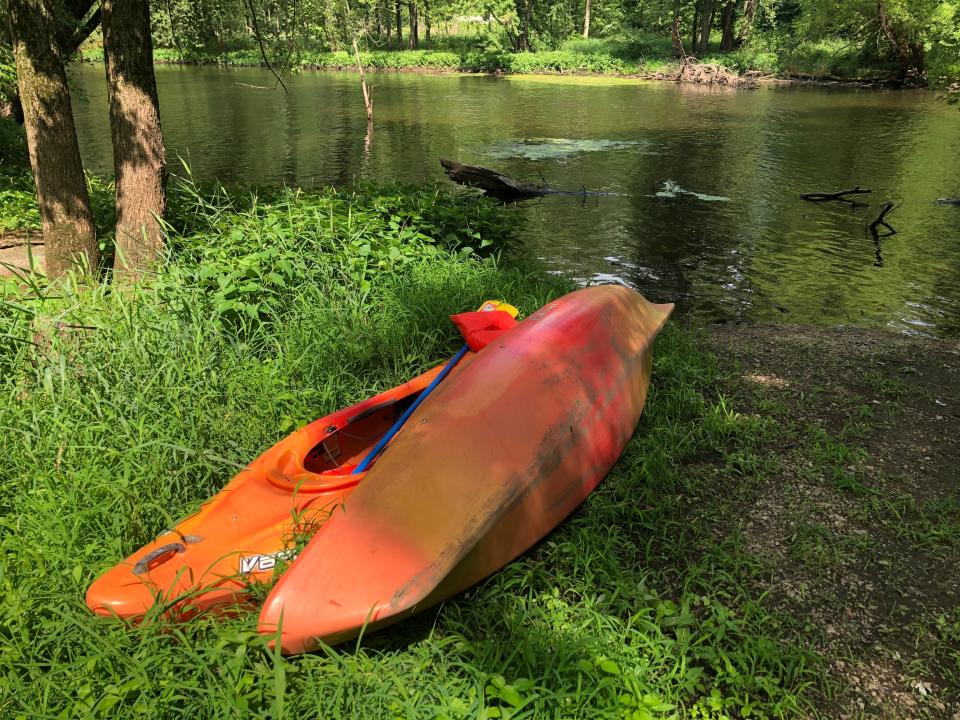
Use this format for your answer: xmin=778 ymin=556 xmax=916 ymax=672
xmin=258 ymin=285 xmax=673 ymax=653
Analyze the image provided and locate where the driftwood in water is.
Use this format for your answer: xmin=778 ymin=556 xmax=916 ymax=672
xmin=868 ymin=202 xmax=896 ymax=267
xmin=651 ymin=57 xmax=759 ymax=88
xmin=801 ymin=186 xmax=872 ymax=203
xmin=440 ymin=158 xmax=620 ymax=202
xmin=869 ymin=202 xmax=896 ymax=236
xmin=440 ymin=158 xmax=549 ymax=201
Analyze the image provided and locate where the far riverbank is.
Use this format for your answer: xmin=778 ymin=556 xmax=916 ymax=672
xmin=79 ymin=45 xmax=956 ymax=90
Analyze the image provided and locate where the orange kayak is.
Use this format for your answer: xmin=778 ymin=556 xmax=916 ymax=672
xmin=85 ymin=361 xmax=457 ymax=620
xmin=258 ymin=285 xmax=672 ymax=653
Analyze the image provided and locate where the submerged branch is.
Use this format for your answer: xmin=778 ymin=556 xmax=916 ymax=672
xmin=869 ymin=202 xmax=896 ymax=235
xmin=801 ymin=186 xmax=872 ymax=202
xmin=352 ymin=37 xmax=374 ymax=121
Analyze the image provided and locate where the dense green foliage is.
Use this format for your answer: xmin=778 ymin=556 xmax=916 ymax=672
xmin=129 ymin=0 xmax=960 ymax=81
xmin=79 ymin=31 xmax=959 ymax=80
xmin=0 ymin=43 xmax=15 ymax=102
xmin=0 ymin=181 xmax=825 ymax=717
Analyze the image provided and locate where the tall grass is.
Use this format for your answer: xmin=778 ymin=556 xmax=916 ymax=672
xmin=1 ymin=180 xmax=819 ymax=717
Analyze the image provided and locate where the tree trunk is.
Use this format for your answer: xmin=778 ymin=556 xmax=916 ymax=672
xmin=690 ymin=6 xmax=699 ymax=53
xmin=878 ymin=2 xmax=910 ymax=80
xmin=719 ymin=1 xmax=735 ymax=52
xmin=8 ymin=0 xmax=99 ymax=278
xmin=394 ymin=0 xmax=403 ymax=48
xmin=408 ymin=1 xmax=418 ymax=49
xmin=102 ymin=0 xmax=167 ymax=278
xmin=3 ymin=1 xmax=99 ymax=127
xmin=909 ymin=42 xmax=925 ymax=77
xmin=582 ymin=0 xmax=591 ymax=38
xmin=384 ymin=0 xmax=392 ymax=45
xmin=670 ymin=0 xmax=684 ymax=57
xmin=424 ymin=0 xmax=431 ymax=43
xmin=736 ymin=0 xmax=756 ymax=47
xmin=163 ymin=0 xmax=185 ymax=59
xmin=515 ymin=0 xmax=533 ymax=52
xmin=697 ymin=0 xmax=714 ymax=55
xmin=877 ymin=2 xmax=924 ymax=82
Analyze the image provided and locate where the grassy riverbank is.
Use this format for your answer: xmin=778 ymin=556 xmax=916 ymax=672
xmin=78 ymin=35 xmax=960 ymax=85
xmin=1 ymin=172 xmax=958 ymax=717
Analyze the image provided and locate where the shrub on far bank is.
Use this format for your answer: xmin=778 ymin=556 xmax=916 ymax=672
xmin=77 ymin=34 xmax=959 ymax=83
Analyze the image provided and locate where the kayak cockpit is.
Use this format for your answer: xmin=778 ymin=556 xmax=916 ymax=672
xmin=261 ymin=390 xmax=424 ymax=492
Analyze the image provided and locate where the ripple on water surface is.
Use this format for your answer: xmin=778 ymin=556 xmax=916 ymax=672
xmin=68 ymin=66 xmax=960 ymax=338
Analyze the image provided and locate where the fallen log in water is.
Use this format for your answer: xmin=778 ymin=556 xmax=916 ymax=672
xmin=440 ymin=158 xmax=620 ymax=202
xmin=440 ymin=158 xmax=549 ymax=201
xmin=801 ymin=186 xmax=872 ymax=202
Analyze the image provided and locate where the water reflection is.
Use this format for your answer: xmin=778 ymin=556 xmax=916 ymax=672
xmin=69 ymin=64 xmax=960 ymax=338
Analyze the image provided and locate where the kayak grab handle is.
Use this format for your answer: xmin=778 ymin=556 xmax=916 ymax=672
xmin=352 ymin=344 xmax=469 ymax=474
xmin=133 ymin=543 xmax=186 ymax=575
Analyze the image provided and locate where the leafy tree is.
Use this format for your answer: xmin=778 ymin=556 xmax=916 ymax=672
xmin=798 ymin=0 xmax=958 ymax=79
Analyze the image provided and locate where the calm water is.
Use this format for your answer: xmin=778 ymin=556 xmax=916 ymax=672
xmin=69 ymin=64 xmax=960 ymax=337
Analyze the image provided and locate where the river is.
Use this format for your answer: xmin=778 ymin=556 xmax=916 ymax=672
xmin=69 ymin=64 xmax=960 ymax=338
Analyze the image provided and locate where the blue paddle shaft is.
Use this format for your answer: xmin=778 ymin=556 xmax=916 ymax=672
xmin=352 ymin=344 xmax=470 ymax=474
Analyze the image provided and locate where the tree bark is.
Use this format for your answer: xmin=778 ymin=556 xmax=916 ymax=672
xmin=385 ymin=1 xmax=392 ymax=45
xmin=394 ymin=0 xmax=403 ymax=48
xmin=670 ymin=0 xmax=684 ymax=57
xmin=690 ymin=6 xmax=699 ymax=53
xmin=4 ymin=1 xmax=98 ymax=128
xmin=582 ymin=0 xmax=591 ymax=38
xmin=102 ymin=0 xmax=167 ymax=278
xmin=719 ymin=1 xmax=735 ymax=52
xmin=8 ymin=0 xmax=99 ymax=277
xmin=514 ymin=0 xmax=533 ymax=52
xmin=736 ymin=0 xmax=756 ymax=47
xmin=408 ymin=1 xmax=418 ymax=49
xmin=697 ymin=0 xmax=714 ymax=55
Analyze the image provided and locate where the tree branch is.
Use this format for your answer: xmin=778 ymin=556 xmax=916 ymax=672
xmin=242 ymin=0 xmax=288 ymax=93
xmin=801 ymin=186 xmax=872 ymax=202
xmin=869 ymin=201 xmax=896 ymax=235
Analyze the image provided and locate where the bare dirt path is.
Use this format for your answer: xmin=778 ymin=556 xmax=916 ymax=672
xmin=707 ymin=324 xmax=960 ymax=719
xmin=0 ymin=231 xmax=44 ymax=276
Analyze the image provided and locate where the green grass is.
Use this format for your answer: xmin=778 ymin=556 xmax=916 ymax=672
xmin=0 ymin=175 xmax=826 ymax=717
xmin=0 ymin=163 xmax=115 ymax=236
xmin=860 ymin=494 xmax=960 ymax=549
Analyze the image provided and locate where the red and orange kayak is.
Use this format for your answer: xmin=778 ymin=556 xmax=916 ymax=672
xmin=258 ymin=285 xmax=672 ymax=653
xmin=87 ymin=285 xmax=672 ymax=652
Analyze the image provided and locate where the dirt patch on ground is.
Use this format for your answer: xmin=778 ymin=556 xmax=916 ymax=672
xmin=0 ymin=231 xmax=44 ymax=276
xmin=706 ymin=323 xmax=960 ymax=719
